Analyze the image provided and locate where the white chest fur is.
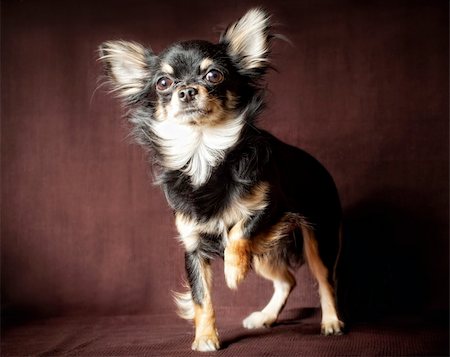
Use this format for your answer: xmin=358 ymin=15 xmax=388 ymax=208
xmin=150 ymin=116 xmax=244 ymax=187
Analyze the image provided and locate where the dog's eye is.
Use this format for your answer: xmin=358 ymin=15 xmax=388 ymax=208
xmin=205 ymin=70 xmax=224 ymax=84
xmin=156 ymin=77 xmax=174 ymax=91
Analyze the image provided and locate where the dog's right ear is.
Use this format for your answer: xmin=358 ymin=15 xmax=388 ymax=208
xmin=98 ymin=41 xmax=154 ymax=100
xmin=220 ymin=8 xmax=271 ymax=76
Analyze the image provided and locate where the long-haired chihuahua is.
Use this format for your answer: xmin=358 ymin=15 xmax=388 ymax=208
xmin=99 ymin=8 xmax=344 ymax=351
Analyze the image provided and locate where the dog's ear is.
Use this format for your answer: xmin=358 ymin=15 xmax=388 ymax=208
xmin=98 ymin=41 xmax=154 ymax=99
xmin=220 ymin=8 xmax=271 ymax=74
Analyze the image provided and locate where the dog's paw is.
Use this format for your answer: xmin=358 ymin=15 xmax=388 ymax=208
xmin=224 ymin=259 xmax=248 ymax=290
xmin=224 ymin=240 xmax=250 ymax=290
xmin=243 ymin=311 xmax=276 ymax=329
xmin=321 ymin=318 xmax=344 ymax=336
xmin=191 ymin=334 xmax=220 ymax=352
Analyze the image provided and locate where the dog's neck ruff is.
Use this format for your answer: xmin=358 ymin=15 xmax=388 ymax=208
xmin=151 ymin=115 xmax=245 ymax=187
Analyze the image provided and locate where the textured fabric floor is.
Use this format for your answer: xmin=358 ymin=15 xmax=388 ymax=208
xmin=2 ymin=309 xmax=448 ymax=356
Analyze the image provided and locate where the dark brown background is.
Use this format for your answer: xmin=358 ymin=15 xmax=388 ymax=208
xmin=2 ymin=0 xmax=448 ymax=325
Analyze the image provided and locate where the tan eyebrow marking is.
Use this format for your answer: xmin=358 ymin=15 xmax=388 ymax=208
xmin=200 ymin=58 xmax=214 ymax=71
xmin=161 ymin=62 xmax=174 ymax=74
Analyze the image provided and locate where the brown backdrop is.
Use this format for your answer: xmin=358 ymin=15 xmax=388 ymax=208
xmin=2 ymin=0 xmax=448 ymax=322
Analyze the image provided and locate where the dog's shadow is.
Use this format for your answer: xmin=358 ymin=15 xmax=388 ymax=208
xmin=220 ymin=308 xmax=320 ymax=348
xmin=336 ymin=190 xmax=441 ymax=324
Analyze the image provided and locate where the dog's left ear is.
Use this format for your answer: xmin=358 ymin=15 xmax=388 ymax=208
xmin=220 ymin=8 xmax=271 ymax=74
xmin=98 ymin=40 xmax=155 ymax=100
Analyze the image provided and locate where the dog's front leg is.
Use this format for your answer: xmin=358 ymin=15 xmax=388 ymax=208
xmin=224 ymin=219 xmax=252 ymax=290
xmin=185 ymin=251 xmax=220 ymax=351
xmin=175 ymin=213 xmax=220 ymax=350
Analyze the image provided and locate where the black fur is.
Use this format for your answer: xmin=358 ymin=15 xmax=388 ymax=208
xmin=167 ymin=127 xmax=341 ymax=269
xmin=99 ymin=8 xmax=344 ymax=350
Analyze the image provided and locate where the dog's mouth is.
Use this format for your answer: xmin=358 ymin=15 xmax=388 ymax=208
xmin=175 ymin=107 xmax=213 ymax=124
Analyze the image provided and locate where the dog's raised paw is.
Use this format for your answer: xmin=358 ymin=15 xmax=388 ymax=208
xmin=243 ymin=311 xmax=276 ymax=329
xmin=224 ymin=239 xmax=250 ymax=290
xmin=191 ymin=334 xmax=220 ymax=352
xmin=321 ymin=319 xmax=344 ymax=336
xmin=224 ymin=259 xmax=247 ymax=290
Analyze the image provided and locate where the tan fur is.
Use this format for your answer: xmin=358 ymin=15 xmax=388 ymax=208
xmin=175 ymin=182 xmax=269 ymax=252
xmin=302 ymin=226 xmax=344 ymax=335
xmin=160 ymin=62 xmax=174 ymax=74
xmin=160 ymin=83 xmax=227 ymax=126
xmin=242 ymin=256 xmax=295 ymax=328
xmin=200 ymin=58 xmax=214 ymax=71
xmin=253 ymin=256 xmax=295 ymax=285
xmin=221 ymin=183 xmax=270 ymax=289
xmin=251 ymin=212 xmax=308 ymax=255
xmin=226 ymin=90 xmax=238 ymax=110
xmin=191 ymin=260 xmax=220 ymax=351
xmin=221 ymin=182 xmax=269 ymax=227
xmin=192 ymin=304 xmax=219 ymax=351
xmin=224 ymin=220 xmax=252 ymax=289
xmin=224 ymin=209 xmax=303 ymax=289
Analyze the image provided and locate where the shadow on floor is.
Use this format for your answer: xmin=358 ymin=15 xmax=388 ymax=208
xmin=336 ymin=189 xmax=449 ymax=325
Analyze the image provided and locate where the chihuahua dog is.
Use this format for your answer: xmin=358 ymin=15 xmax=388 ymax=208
xmin=99 ymin=8 xmax=344 ymax=351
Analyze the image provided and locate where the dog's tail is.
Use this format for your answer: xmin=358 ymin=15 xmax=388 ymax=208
xmin=172 ymin=287 xmax=195 ymax=320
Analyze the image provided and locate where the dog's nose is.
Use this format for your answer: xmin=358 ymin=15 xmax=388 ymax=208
xmin=178 ymin=87 xmax=198 ymax=103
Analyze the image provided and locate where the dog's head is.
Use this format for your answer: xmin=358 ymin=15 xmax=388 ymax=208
xmin=98 ymin=8 xmax=272 ymax=127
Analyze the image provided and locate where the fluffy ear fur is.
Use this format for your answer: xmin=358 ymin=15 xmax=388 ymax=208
xmin=98 ymin=41 xmax=153 ymax=99
xmin=220 ymin=8 xmax=271 ymax=73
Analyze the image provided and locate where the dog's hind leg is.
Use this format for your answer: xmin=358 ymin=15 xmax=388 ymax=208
xmin=243 ymin=257 xmax=296 ymax=329
xmin=302 ymin=225 xmax=344 ymax=335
